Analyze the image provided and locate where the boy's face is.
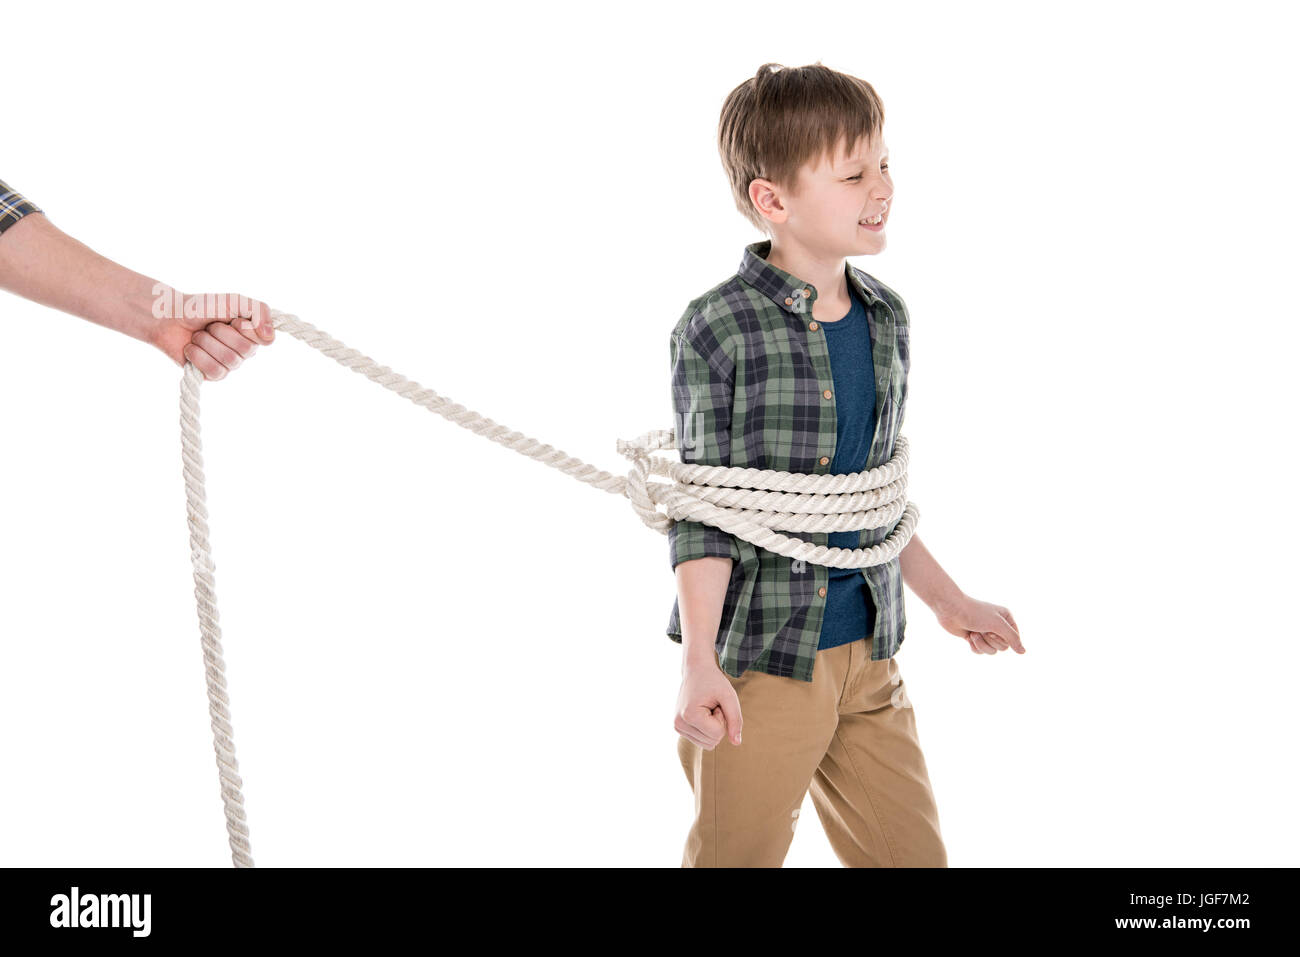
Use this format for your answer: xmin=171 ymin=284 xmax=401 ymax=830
xmin=758 ymin=132 xmax=892 ymax=257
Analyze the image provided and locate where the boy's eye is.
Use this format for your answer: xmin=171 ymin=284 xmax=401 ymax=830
xmin=847 ymin=165 xmax=888 ymax=182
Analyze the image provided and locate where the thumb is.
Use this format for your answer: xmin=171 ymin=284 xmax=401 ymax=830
xmin=715 ymin=691 xmax=743 ymax=745
xmin=249 ymin=298 xmax=275 ymax=343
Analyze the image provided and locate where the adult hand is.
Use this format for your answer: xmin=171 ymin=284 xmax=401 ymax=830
xmin=151 ymin=290 xmax=276 ymax=382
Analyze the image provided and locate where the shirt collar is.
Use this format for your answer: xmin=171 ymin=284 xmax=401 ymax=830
xmin=739 ymin=239 xmax=884 ymax=316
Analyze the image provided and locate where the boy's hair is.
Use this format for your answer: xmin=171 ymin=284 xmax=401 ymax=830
xmin=718 ymin=62 xmax=886 ymax=235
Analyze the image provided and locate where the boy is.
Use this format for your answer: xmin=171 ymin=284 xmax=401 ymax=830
xmin=667 ymin=63 xmax=1024 ymax=868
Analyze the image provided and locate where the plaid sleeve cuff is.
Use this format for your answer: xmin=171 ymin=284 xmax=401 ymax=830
xmin=0 ymin=179 xmax=44 ymax=237
xmin=669 ymin=518 xmax=738 ymax=570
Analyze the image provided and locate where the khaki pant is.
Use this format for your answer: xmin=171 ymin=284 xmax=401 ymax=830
xmin=677 ymin=639 xmax=947 ymax=867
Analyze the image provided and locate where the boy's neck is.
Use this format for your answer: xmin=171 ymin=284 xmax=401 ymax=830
xmin=763 ymin=236 xmax=851 ymax=309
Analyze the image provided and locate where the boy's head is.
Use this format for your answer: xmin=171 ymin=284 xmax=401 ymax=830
xmin=718 ymin=62 xmax=892 ymax=254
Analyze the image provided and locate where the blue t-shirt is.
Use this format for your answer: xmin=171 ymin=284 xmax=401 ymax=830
xmin=817 ymin=292 xmax=877 ymax=651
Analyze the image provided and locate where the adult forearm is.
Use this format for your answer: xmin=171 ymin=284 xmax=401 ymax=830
xmin=675 ymin=556 xmax=732 ymax=673
xmin=0 ymin=212 xmax=162 ymax=346
xmin=898 ymin=532 xmax=964 ymax=616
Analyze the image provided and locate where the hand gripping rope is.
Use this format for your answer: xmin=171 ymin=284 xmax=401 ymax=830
xmin=179 ymin=309 xmax=920 ymax=867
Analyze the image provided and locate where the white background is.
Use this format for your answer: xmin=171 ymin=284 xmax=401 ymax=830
xmin=2 ymin=0 xmax=1296 ymax=867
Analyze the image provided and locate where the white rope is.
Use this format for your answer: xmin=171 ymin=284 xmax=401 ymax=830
xmin=179 ymin=309 xmax=919 ymax=867
xmin=179 ymin=361 xmax=254 ymax=867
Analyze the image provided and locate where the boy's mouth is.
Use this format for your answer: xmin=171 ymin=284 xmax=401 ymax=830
xmin=859 ymin=213 xmax=886 ymax=231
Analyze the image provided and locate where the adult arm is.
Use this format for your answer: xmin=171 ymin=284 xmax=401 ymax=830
xmin=0 ymin=180 xmax=274 ymax=380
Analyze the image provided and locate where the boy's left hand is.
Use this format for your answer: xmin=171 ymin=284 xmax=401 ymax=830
xmin=934 ymin=595 xmax=1024 ymax=655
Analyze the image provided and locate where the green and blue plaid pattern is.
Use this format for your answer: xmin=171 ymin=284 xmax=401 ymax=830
xmin=0 ymin=179 xmax=43 ymax=236
xmin=667 ymin=239 xmax=911 ymax=682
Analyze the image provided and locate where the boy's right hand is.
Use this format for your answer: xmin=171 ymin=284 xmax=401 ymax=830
xmin=675 ymin=662 xmax=743 ymax=749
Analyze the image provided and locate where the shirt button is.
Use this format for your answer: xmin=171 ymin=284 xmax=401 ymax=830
xmin=818 ymin=586 xmax=828 ymax=598
xmin=823 ymin=388 xmax=833 ymax=400
xmin=802 ymin=288 xmax=811 ymax=298
xmin=808 ymin=321 xmax=819 ymax=331
xmin=785 ymin=296 xmax=794 ymax=306
xmin=819 ymin=455 xmax=830 ymax=465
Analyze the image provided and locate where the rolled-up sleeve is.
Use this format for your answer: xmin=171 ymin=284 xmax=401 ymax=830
xmin=0 ymin=179 xmax=43 ymax=237
xmin=667 ymin=326 xmax=739 ymax=570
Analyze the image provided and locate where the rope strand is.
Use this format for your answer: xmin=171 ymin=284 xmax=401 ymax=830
xmin=179 ymin=362 xmax=255 ymax=868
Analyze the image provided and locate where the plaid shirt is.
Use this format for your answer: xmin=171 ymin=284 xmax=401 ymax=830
xmin=0 ymin=179 xmax=43 ymax=236
xmin=666 ymin=239 xmax=912 ymax=683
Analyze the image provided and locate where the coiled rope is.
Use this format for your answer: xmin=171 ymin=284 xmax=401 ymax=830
xmin=179 ymin=309 xmax=919 ymax=867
